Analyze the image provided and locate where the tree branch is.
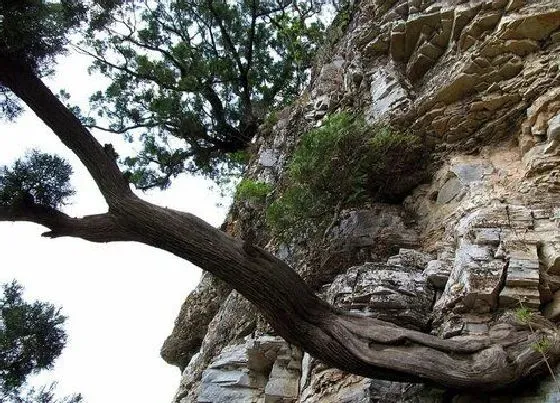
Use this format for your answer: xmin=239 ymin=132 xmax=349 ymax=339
xmin=245 ymin=0 xmax=258 ymax=75
xmin=207 ymin=0 xmax=245 ymax=77
xmin=0 ymin=55 xmax=132 ymax=205
xmin=75 ymin=46 xmax=183 ymax=92
xmin=200 ymin=84 xmax=248 ymax=146
xmin=206 ymin=0 xmax=252 ymax=115
xmin=117 ymin=33 xmax=188 ymax=79
xmin=1 ymin=52 xmax=559 ymax=391
xmin=0 ymin=203 xmax=132 ymax=243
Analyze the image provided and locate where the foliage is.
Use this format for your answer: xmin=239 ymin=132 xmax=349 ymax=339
xmin=227 ymin=150 xmax=251 ymax=167
xmin=515 ymin=303 xmax=559 ymax=391
xmin=0 ymin=87 xmax=23 ymax=122
xmin=0 ymin=151 xmax=74 ymax=209
xmin=264 ymin=111 xmax=279 ymax=128
xmin=0 ymin=281 xmax=67 ymax=391
xmin=266 ymin=112 xmax=424 ymax=241
xmin=515 ymin=305 xmax=554 ymax=355
xmin=0 ymin=0 xmax=86 ymax=72
xmin=0 ymin=0 xmax=87 ymax=120
xmin=532 ymin=337 xmax=552 ymax=354
xmin=83 ymin=0 xmax=328 ymax=187
xmin=515 ymin=306 xmax=533 ymax=324
xmin=2 ymin=382 xmax=83 ymax=403
xmin=235 ymin=179 xmax=272 ymax=203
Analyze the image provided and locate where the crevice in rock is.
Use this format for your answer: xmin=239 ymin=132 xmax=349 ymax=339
xmin=496 ymin=258 xmax=510 ymax=310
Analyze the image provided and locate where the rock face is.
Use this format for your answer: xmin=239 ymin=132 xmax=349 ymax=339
xmin=161 ymin=273 xmax=231 ymax=371
xmin=164 ymin=0 xmax=560 ymax=401
xmin=196 ymin=337 xmax=301 ymax=403
xmin=325 ymin=257 xmax=434 ymax=330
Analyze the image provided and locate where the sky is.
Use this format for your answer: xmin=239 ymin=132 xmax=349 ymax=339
xmin=0 ymin=52 xmax=230 ymax=401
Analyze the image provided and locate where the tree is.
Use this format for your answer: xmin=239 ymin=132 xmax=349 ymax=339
xmin=0 ymin=0 xmax=558 ymax=392
xmin=3 ymin=383 xmax=83 ymax=403
xmin=0 ymin=151 xmax=74 ymax=209
xmin=0 ymin=281 xmax=66 ymax=391
xmin=0 ymin=0 xmax=86 ymax=120
xmin=0 ymin=281 xmax=82 ymax=403
xmin=81 ymin=0 xmax=326 ymax=188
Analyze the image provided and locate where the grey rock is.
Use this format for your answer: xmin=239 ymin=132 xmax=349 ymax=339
xmin=299 ymin=353 xmax=312 ymax=392
xmin=264 ymin=363 xmax=299 ymax=401
xmin=329 ymin=207 xmax=419 ymax=251
xmin=325 ymin=262 xmax=434 ymax=330
xmin=543 ymin=290 xmax=560 ymax=321
xmin=464 ymin=322 xmax=489 ymax=334
xmin=435 ymin=240 xmax=506 ymax=315
xmin=197 ymin=337 xmax=301 ymax=403
xmin=506 ymin=257 xmax=540 ymax=287
xmin=436 ymin=176 xmax=464 ymax=204
xmin=424 ymin=259 xmax=452 ymax=289
xmin=451 ymin=163 xmax=494 ymax=184
xmin=386 ymin=248 xmax=434 ymax=269
xmin=258 ymin=149 xmax=278 ymax=167
xmin=474 ymin=228 xmax=502 ymax=246
xmin=368 ymin=69 xmax=410 ymax=119
xmin=545 ymin=113 xmax=560 ymax=153
xmin=161 ymin=273 xmax=231 ymax=371
xmin=499 ymin=286 xmax=540 ymax=309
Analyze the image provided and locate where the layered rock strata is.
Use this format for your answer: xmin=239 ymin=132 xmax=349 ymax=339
xmin=164 ymin=0 xmax=560 ymax=401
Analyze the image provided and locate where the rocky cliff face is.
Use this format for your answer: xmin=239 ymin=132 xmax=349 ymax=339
xmin=163 ymin=0 xmax=560 ymax=401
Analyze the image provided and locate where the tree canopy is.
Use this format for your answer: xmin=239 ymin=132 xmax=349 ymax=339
xmin=0 ymin=281 xmax=67 ymax=391
xmin=81 ymin=0 xmax=326 ymax=188
xmin=0 ymin=151 xmax=75 ymax=210
xmin=1 ymin=0 xmax=328 ymax=187
xmin=0 ymin=0 xmax=87 ymax=120
xmin=0 ymin=281 xmax=82 ymax=403
xmin=3 ymin=383 xmax=83 ymax=403
xmin=0 ymin=0 xmax=558 ymax=394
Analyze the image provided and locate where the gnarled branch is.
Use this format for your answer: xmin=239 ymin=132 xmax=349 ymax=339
xmin=0 ymin=50 xmax=559 ymax=391
xmin=0 ymin=55 xmax=132 ymax=205
xmin=0 ymin=202 xmax=132 ymax=243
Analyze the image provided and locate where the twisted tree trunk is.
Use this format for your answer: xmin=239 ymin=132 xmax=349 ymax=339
xmin=0 ymin=54 xmax=558 ymax=391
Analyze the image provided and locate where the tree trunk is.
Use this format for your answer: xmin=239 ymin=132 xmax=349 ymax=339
xmin=0 ymin=53 xmax=558 ymax=391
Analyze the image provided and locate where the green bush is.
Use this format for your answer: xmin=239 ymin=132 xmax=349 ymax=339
xmin=266 ymin=112 xmax=424 ymax=241
xmin=235 ymin=179 xmax=272 ymax=203
xmin=0 ymin=151 xmax=74 ymax=209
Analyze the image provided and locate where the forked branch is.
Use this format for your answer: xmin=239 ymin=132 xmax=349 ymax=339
xmin=0 ymin=202 xmax=132 ymax=243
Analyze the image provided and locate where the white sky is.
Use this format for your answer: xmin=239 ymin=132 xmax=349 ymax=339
xmin=0 ymin=53 xmax=229 ymax=402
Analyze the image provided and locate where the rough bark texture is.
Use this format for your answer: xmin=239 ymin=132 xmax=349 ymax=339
xmin=1 ymin=43 xmax=559 ymax=396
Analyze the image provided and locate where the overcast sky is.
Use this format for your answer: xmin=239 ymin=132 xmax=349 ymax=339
xmin=0 ymin=53 xmax=229 ymax=402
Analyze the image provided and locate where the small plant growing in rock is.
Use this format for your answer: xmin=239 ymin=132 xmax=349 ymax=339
xmin=516 ymin=303 xmax=560 ymax=392
xmin=515 ymin=306 xmax=533 ymax=324
xmin=264 ymin=111 xmax=279 ymax=128
xmin=532 ymin=337 xmax=552 ymax=354
xmin=235 ymin=179 xmax=272 ymax=204
xmin=266 ymin=112 xmax=425 ymax=241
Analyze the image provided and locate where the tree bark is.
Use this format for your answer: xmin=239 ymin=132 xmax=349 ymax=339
xmin=0 ymin=53 xmax=558 ymax=391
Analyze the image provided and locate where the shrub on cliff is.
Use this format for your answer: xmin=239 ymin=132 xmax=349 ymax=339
xmin=266 ymin=112 xmax=425 ymax=241
xmin=235 ymin=179 xmax=272 ymax=204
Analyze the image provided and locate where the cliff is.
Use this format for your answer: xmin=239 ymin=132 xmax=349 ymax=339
xmin=162 ymin=0 xmax=560 ymax=401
